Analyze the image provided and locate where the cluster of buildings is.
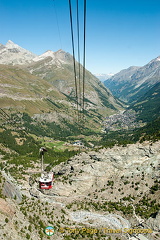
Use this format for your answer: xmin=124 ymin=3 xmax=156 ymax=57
xmin=103 ymin=110 xmax=139 ymax=132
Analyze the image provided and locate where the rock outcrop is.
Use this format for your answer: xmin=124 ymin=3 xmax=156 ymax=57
xmin=52 ymin=141 xmax=160 ymax=199
xmin=2 ymin=171 xmax=22 ymax=203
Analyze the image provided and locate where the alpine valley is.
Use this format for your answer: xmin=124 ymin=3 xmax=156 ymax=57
xmin=0 ymin=41 xmax=160 ymax=240
xmin=0 ymin=40 xmax=124 ymax=136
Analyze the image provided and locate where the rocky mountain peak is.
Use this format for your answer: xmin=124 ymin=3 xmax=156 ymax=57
xmin=57 ymin=49 xmax=63 ymax=52
xmin=149 ymin=56 xmax=160 ymax=64
xmin=32 ymin=48 xmax=72 ymax=64
xmin=45 ymin=50 xmax=54 ymax=54
xmin=54 ymin=49 xmax=72 ymax=62
xmin=104 ymin=55 xmax=160 ymax=103
xmin=0 ymin=43 xmax=5 ymax=50
xmin=155 ymin=56 xmax=160 ymax=62
xmin=6 ymin=40 xmax=19 ymax=49
xmin=33 ymin=50 xmax=55 ymax=62
xmin=0 ymin=40 xmax=37 ymax=65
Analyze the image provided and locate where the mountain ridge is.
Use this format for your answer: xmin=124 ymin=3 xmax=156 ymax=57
xmin=0 ymin=40 xmax=124 ymax=137
xmin=94 ymin=73 xmax=115 ymax=82
xmin=0 ymin=40 xmax=37 ymax=65
xmin=104 ymin=57 xmax=160 ymax=103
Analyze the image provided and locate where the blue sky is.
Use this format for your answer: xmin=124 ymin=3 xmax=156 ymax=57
xmin=1 ymin=0 xmax=160 ymax=74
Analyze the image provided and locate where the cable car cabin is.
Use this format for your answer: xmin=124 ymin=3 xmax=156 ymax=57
xmin=39 ymin=172 xmax=54 ymax=190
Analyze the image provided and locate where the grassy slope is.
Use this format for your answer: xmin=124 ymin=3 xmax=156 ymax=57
xmin=130 ymin=82 xmax=160 ymax=122
xmin=0 ymin=63 xmax=125 ymax=140
xmin=26 ymin=58 xmax=124 ymax=115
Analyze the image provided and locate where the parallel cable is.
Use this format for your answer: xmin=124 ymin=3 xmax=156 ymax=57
xmin=0 ymin=108 xmax=30 ymax=136
xmin=0 ymin=108 xmax=11 ymax=119
xmin=76 ymin=0 xmax=82 ymax=112
xmin=52 ymin=0 xmax=62 ymax=49
xmin=68 ymin=0 xmax=79 ymax=121
xmin=0 ymin=112 xmax=8 ymax=122
xmin=82 ymin=0 xmax=87 ymax=118
xmin=68 ymin=0 xmax=87 ymax=127
xmin=0 ymin=108 xmax=17 ymax=129
xmin=0 ymin=109 xmax=13 ymax=127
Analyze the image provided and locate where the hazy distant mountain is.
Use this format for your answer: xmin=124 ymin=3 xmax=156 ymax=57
xmin=94 ymin=73 xmax=114 ymax=82
xmin=0 ymin=40 xmax=37 ymax=65
xmin=104 ymin=57 xmax=160 ymax=103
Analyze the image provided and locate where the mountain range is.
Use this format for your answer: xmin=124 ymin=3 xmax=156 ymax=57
xmin=0 ymin=40 xmax=36 ymax=65
xmin=104 ymin=57 xmax=160 ymax=103
xmin=0 ymin=41 xmax=159 ymax=240
xmin=0 ymin=40 xmax=124 ymax=136
xmin=94 ymin=73 xmax=114 ymax=82
xmin=1 ymin=40 xmax=159 ymax=132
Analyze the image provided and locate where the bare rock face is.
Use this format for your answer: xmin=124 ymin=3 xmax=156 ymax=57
xmin=146 ymin=211 xmax=160 ymax=231
xmin=0 ymin=40 xmax=37 ymax=65
xmin=129 ymin=235 xmax=150 ymax=240
xmin=2 ymin=171 xmax=22 ymax=203
xmin=0 ymin=198 xmax=16 ymax=216
xmin=52 ymin=141 xmax=160 ymax=199
xmin=70 ymin=211 xmax=131 ymax=229
xmin=2 ymin=181 xmax=22 ymax=203
xmin=0 ymin=141 xmax=159 ymax=240
xmin=104 ymin=56 xmax=160 ymax=103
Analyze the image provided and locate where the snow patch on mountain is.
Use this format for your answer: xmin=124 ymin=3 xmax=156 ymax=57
xmin=33 ymin=49 xmax=72 ymax=65
xmin=94 ymin=73 xmax=114 ymax=82
xmin=155 ymin=56 xmax=160 ymax=62
xmin=0 ymin=40 xmax=73 ymax=67
xmin=33 ymin=50 xmax=55 ymax=62
xmin=6 ymin=40 xmax=23 ymax=50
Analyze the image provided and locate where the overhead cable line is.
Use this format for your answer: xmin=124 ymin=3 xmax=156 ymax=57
xmin=68 ymin=0 xmax=87 ymax=127
xmin=0 ymin=108 xmax=18 ymax=130
xmin=68 ymin=0 xmax=79 ymax=121
xmin=0 ymin=108 xmax=13 ymax=126
xmin=76 ymin=0 xmax=82 ymax=112
xmin=0 ymin=112 xmax=9 ymax=122
xmin=82 ymin=0 xmax=86 ymax=118
xmin=0 ymin=108 xmax=26 ymax=133
xmin=52 ymin=0 xmax=62 ymax=50
xmin=0 ymin=108 xmax=11 ymax=119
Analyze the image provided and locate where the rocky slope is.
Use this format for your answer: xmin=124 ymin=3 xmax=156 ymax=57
xmin=25 ymin=49 xmax=124 ymax=114
xmin=0 ymin=40 xmax=123 ymax=115
xmin=104 ymin=57 xmax=160 ymax=103
xmin=129 ymin=82 xmax=160 ymax=122
xmin=0 ymin=41 xmax=125 ymax=136
xmin=0 ymin=64 xmax=123 ymax=136
xmin=0 ymin=40 xmax=37 ymax=65
xmin=0 ymin=64 xmax=68 ymax=114
xmin=52 ymin=141 xmax=160 ymax=200
xmin=0 ymin=141 xmax=159 ymax=240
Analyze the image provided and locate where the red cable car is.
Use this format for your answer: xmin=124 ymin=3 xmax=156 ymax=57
xmin=39 ymin=172 xmax=54 ymax=190
xmin=39 ymin=147 xmax=54 ymax=190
